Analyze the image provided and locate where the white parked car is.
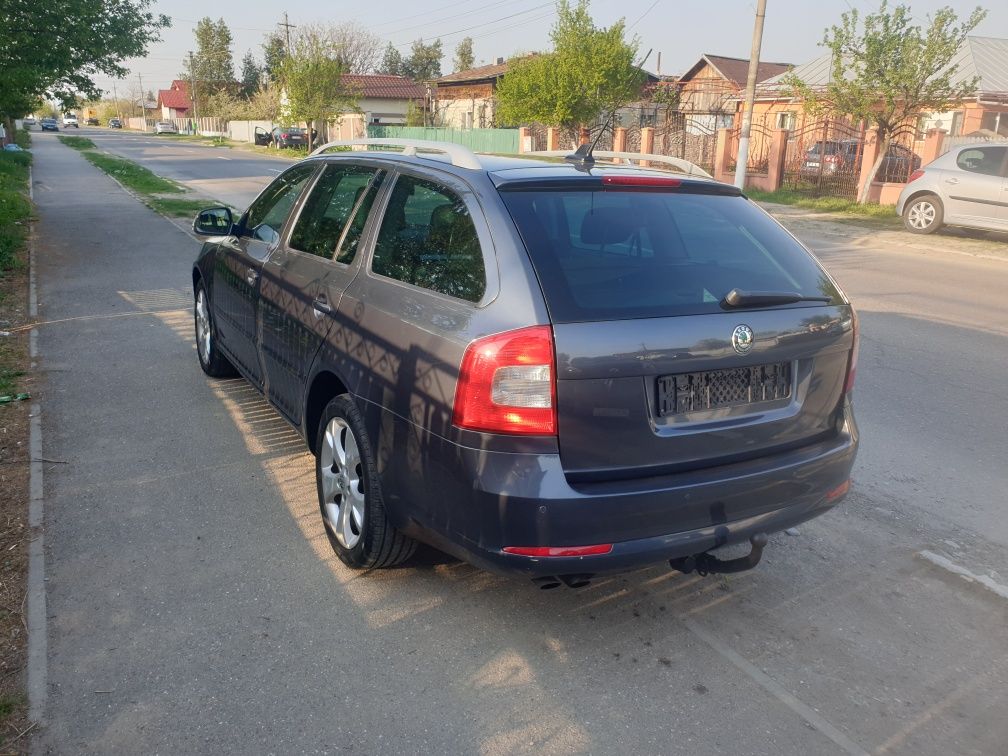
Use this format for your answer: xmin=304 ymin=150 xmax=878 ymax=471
xmin=896 ymin=143 xmax=1008 ymax=234
xmin=154 ymin=121 xmax=178 ymax=135
xmin=23 ymin=115 xmax=37 ymax=127
xmin=62 ymin=114 xmax=79 ymax=128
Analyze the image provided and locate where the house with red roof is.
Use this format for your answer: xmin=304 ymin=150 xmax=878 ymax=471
xmin=342 ymin=74 xmax=425 ymax=125
xmin=156 ymin=80 xmax=192 ymax=120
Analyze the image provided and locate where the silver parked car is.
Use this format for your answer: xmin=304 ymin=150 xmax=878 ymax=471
xmin=897 ymin=143 xmax=1008 ymax=234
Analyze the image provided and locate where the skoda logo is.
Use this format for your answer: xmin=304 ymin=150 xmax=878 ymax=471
xmin=732 ymin=324 xmax=754 ymax=354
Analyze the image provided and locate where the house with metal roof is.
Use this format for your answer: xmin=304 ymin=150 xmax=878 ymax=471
xmin=755 ymin=36 xmax=1008 ymax=137
xmin=156 ymin=80 xmax=192 ymax=120
xmin=433 ymin=59 xmax=513 ymax=129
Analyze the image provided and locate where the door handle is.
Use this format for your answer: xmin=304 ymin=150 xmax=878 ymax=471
xmin=944 ymin=178 xmax=959 ymax=185
xmin=246 ymin=268 xmax=258 ymax=286
xmin=313 ymin=296 xmax=332 ymax=316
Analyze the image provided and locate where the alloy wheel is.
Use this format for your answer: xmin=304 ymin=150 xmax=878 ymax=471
xmin=319 ymin=417 xmax=365 ymax=549
xmin=907 ymin=200 xmax=936 ymax=230
xmin=195 ymin=289 xmax=211 ymax=364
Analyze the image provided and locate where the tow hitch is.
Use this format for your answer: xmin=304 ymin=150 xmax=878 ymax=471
xmin=669 ymin=533 xmax=769 ymax=576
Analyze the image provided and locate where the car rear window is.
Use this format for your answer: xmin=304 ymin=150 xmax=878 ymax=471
xmin=500 ymin=186 xmax=841 ymax=323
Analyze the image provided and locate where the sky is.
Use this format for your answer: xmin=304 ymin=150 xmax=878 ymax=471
xmin=99 ymin=0 xmax=1008 ymax=98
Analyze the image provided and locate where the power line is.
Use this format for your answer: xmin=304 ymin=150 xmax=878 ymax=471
xmin=387 ymin=1 xmax=556 ymax=50
xmin=629 ymin=0 xmax=661 ymax=30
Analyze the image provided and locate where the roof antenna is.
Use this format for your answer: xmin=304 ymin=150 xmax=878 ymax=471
xmin=565 ymin=49 xmax=653 ymax=172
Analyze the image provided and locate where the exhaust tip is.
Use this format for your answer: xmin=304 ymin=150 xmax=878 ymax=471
xmin=532 ymin=576 xmax=562 ymax=590
xmin=558 ymin=574 xmax=594 ymax=589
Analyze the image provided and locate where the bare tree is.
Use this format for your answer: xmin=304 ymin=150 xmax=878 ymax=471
xmin=293 ymin=22 xmax=382 ymax=75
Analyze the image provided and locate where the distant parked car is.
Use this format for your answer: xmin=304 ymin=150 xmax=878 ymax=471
xmin=897 ymin=143 xmax=1008 ymax=235
xmin=86 ymin=117 xmax=99 ymax=126
xmin=271 ymin=126 xmax=306 ymax=149
xmin=108 ymin=118 xmax=123 ymax=129
xmin=23 ymin=115 xmax=36 ymax=127
xmin=62 ymin=114 xmax=79 ymax=128
xmin=40 ymin=118 xmax=59 ymax=132
xmin=801 ymin=139 xmax=921 ymax=182
xmin=155 ymin=121 xmax=178 ymax=134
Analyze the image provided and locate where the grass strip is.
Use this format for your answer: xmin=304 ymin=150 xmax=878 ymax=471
xmin=78 ymin=151 xmax=184 ymax=195
xmin=0 ymin=150 xmax=32 ymax=275
xmin=146 ymin=197 xmax=214 ymax=217
xmin=56 ymin=135 xmax=95 ymax=150
xmin=745 ymin=188 xmax=899 ymax=221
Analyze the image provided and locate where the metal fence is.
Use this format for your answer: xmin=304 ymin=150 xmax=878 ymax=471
xmin=782 ymin=119 xmax=866 ymax=198
xmin=366 ymin=125 xmax=520 ymax=154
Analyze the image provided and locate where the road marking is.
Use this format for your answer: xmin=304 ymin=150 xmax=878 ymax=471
xmin=683 ymin=618 xmax=869 ymax=756
xmin=267 ymin=169 xmax=282 ymax=173
xmin=916 ymin=550 xmax=1008 ymax=600
xmin=216 ymin=155 xmax=230 ymax=160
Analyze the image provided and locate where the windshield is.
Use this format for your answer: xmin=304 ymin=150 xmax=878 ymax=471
xmin=500 ymin=188 xmax=842 ymax=323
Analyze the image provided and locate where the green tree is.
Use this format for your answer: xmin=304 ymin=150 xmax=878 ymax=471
xmin=401 ymin=39 xmax=443 ymax=81
xmin=377 ymin=43 xmax=404 ymax=76
xmin=281 ymin=29 xmax=359 ymax=149
xmin=262 ymin=33 xmax=287 ymax=83
xmin=240 ymin=52 xmax=262 ymax=98
xmin=0 ymin=0 xmax=169 ymax=128
xmin=495 ymin=0 xmax=643 ymax=130
xmin=453 ymin=37 xmax=475 ymax=73
xmin=181 ymin=17 xmax=235 ymax=90
xmin=784 ymin=1 xmax=986 ymax=203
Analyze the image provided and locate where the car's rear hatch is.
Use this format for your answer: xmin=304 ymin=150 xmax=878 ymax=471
xmin=498 ymin=174 xmax=854 ymax=483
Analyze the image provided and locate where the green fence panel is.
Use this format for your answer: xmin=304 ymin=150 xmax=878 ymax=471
xmin=366 ymin=126 xmax=520 ymax=154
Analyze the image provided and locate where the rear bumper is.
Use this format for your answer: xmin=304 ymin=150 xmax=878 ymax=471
xmin=384 ymin=401 xmax=859 ymax=578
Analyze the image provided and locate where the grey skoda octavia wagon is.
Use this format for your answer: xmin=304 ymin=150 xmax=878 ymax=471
xmin=191 ymin=139 xmax=858 ymax=586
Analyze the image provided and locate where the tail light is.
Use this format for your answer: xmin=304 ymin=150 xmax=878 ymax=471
xmin=824 ymin=154 xmax=841 ymax=164
xmin=844 ymin=310 xmax=859 ymax=395
xmin=453 ymin=325 xmax=557 ymax=435
xmin=906 ymin=169 xmax=925 ymax=183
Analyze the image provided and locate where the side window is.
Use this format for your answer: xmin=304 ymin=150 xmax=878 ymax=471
xmin=371 ymin=176 xmax=486 ymax=303
xmin=289 ymin=165 xmax=382 ymax=259
xmin=956 ymin=146 xmax=1006 ymax=177
xmin=335 ymin=172 xmax=384 ymax=264
xmin=243 ymin=164 xmax=316 ymax=244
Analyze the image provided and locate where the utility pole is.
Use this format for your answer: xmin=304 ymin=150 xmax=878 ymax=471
xmin=734 ymin=0 xmax=768 ymax=190
xmin=112 ymin=82 xmax=121 ymax=122
xmin=189 ymin=51 xmax=200 ymax=134
xmin=137 ymin=72 xmax=146 ymax=123
xmin=279 ymin=12 xmax=296 ymax=55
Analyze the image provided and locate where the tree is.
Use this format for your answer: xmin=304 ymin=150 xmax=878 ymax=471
xmin=401 ymin=39 xmax=444 ymax=81
xmin=262 ymin=33 xmax=287 ymax=83
xmin=325 ymin=22 xmax=382 ymax=74
xmin=784 ymin=1 xmax=986 ymax=203
xmin=240 ymin=52 xmax=262 ymax=98
xmin=377 ymin=43 xmax=404 ymax=76
xmin=181 ymin=17 xmax=235 ymax=90
xmin=0 ymin=0 xmax=169 ymax=126
xmin=454 ymin=37 xmax=475 ymax=73
xmin=280 ymin=28 xmax=359 ymax=149
xmin=495 ymin=0 xmax=643 ymax=130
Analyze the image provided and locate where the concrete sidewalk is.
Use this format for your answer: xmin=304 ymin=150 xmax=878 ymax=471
xmin=28 ymin=136 xmax=1008 ymax=755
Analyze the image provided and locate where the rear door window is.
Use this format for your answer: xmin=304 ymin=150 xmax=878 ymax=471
xmin=956 ymin=146 xmax=1007 ymax=177
xmin=501 ymin=185 xmax=841 ymax=323
xmin=371 ymin=175 xmax=486 ymax=303
xmin=288 ymin=165 xmax=383 ymax=260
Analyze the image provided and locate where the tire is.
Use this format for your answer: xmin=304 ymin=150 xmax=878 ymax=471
xmin=194 ymin=281 xmax=237 ymax=377
xmin=316 ymin=395 xmax=416 ymax=569
xmin=903 ymin=194 xmax=943 ymax=234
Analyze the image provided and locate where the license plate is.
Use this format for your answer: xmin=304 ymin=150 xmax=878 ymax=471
xmin=657 ymin=362 xmax=792 ymax=417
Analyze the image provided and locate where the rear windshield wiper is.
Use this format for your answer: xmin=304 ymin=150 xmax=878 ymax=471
xmin=722 ymin=288 xmax=833 ymax=309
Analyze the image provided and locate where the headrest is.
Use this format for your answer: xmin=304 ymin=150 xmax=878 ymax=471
xmin=580 ymin=208 xmax=634 ymax=246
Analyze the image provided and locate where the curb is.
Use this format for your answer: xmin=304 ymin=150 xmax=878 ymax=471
xmin=25 ymin=163 xmax=47 ymax=724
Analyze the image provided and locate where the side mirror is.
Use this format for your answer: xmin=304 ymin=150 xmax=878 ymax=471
xmin=193 ymin=207 xmax=234 ymax=236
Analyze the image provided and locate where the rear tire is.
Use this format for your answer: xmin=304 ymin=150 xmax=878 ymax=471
xmin=194 ymin=282 xmax=236 ymax=377
xmin=316 ymin=395 xmax=416 ymax=569
xmin=903 ymin=194 xmax=943 ymax=234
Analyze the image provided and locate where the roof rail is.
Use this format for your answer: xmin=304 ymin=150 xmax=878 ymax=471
xmin=526 ymin=150 xmax=713 ymax=178
xmin=309 ymin=138 xmax=483 ymax=170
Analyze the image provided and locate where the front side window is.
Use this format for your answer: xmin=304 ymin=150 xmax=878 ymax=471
xmin=288 ymin=165 xmax=382 ymax=259
xmin=243 ymin=164 xmax=316 ymax=244
xmin=956 ymin=146 xmax=1006 ymax=177
xmin=371 ymin=176 xmax=486 ymax=303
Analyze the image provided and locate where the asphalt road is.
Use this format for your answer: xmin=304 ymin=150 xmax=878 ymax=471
xmin=29 ymin=130 xmax=1008 ymax=754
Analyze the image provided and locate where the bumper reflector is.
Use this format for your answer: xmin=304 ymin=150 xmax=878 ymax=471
xmin=503 ymin=544 xmax=613 ymax=557
xmin=826 ymin=479 xmax=851 ymax=501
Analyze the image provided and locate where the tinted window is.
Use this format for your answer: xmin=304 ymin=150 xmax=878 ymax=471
xmin=371 ymin=176 xmax=486 ymax=302
xmin=289 ymin=165 xmax=382 ymax=259
xmin=243 ymin=164 xmax=316 ymax=244
xmin=956 ymin=146 xmax=1006 ymax=177
xmin=501 ymin=187 xmax=841 ymax=323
